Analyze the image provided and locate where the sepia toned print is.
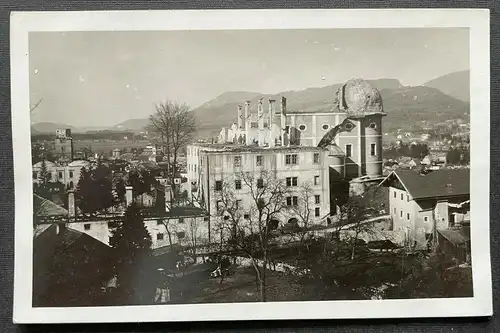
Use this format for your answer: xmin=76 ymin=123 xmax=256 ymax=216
xmin=11 ymin=9 xmax=491 ymax=323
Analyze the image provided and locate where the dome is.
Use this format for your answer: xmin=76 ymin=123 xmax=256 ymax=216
xmin=335 ymin=78 xmax=384 ymax=117
xmin=33 ymin=160 xmax=56 ymax=168
xmin=68 ymin=160 xmax=91 ymax=168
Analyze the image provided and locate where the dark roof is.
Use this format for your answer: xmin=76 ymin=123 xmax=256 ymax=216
xmin=34 ymin=194 xmax=68 ymax=216
xmin=383 ymin=169 xmax=470 ymax=200
xmin=194 ymin=143 xmax=327 ymax=154
xmin=438 ymin=228 xmax=470 ymax=246
xmin=165 ymin=206 xmax=207 ymax=218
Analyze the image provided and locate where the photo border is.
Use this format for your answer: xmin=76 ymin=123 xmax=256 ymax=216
xmin=11 ymin=8 xmax=492 ymax=324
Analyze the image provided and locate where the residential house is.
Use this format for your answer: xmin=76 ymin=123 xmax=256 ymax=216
xmin=379 ymin=169 xmax=470 ymax=251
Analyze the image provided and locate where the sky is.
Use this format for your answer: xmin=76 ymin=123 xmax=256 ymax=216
xmin=29 ymin=28 xmax=470 ymax=127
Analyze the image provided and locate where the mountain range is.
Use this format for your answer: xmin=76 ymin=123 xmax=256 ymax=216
xmin=31 ymin=70 xmax=470 ymax=138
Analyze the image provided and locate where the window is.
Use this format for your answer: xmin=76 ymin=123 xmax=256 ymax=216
xmin=69 ymin=170 xmax=74 ymax=178
xmin=424 ymin=216 xmax=429 ymax=222
xmin=178 ymin=218 xmax=185 ymax=224
xmin=315 ymin=195 xmax=320 ymax=204
xmin=407 ymin=195 xmax=409 ymax=202
xmin=313 ymin=153 xmax=320 ymax=164
xmin=400 ymin=210 xmax=403 ymax=218
xmin=370 ymin=143 xmax=376 ymax=156
xmin=407 ymin=213 xmax=410 ymax=220
xmin=235 ymin=180 xmax=242 ymax=190
xmin=257 ymin=178 xmax=264 ymax=188
xmin=156 ymin=220 xmax=162 ymax=225
xmin=400 ymin=193 xmax=404 ymax=200
xmin=345 ymin=144 xmax=352 ymax=157
xmin=322 ymin=124 xmax=330 ymax=130
xmin=187 ymin=147 xmax=191 ymax=155
xmin=285 ymin=154 xmax=298 ymax=165
xmin=215 ymin=180 xmax=223 ymax=191
xmin=286 ymin=177 xmax=298 ymax=187
xmin=314 ymin=176 xmax=320 ymax=185
xmin=286 ymin=196 xmax=298 ymax=206
xmin=216 ymin=200 xmax=223 ymax=212
xmin=244 ymin=213 xmax=250 ymax=219
xmin=58 ymin=171 xmax=63 ymax=179
xmin=393 ymin=207 xmax=396 ymax=215
xmin=369 ymin=122 xmax=377 ymax=129
xmin=315 ymin=207 xmax=320 ymax=217
xmin=345 ymin=122 xmax=354 ymax=130
xmin=234 ymin=156 xmax=242 ymax=167
xmin=177 ymin=232 xmax=185 ymax=239
xmin=298 ymin=124 xmax=307 ymax=131
xmin=393 ymin=190 xmax=396 ymax=198
xmin=256 ymin=155 xmax=263 ymax=166
xmin=204 ymin=216 xmax=209 ymax=222
xmin=157 ymin=233 xmax=164 ymax=240
xmin=194 ymin=165 xmax=197 ymax=172
xmin=84 ymin=224 xmax=91 ymax=231
xmin=236 ymin=200 xmax=242 ymax=209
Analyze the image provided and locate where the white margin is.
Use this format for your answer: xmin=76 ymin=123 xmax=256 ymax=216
xmin=11 ymin=9 xmax=492 ymax=324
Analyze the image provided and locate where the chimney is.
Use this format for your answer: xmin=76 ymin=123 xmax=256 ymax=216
xmin=164 ymin=185 xmax=172 ymax=212
xmin=258 ymin=99 xmax=264 ymax=129
xmin=237 ymin=105 xmax=243 ymax=129
xmin=257 ymin=99 xmax=265 ymax=146
xmin=125 ymin=186 xmax=134 ymax=206
xmin=67 ymin=190 xmax=76 ymax=218
xmin=268 ymin=99 xmax=276 ymax=148
xmin=56 ymin=223 xmax=66 ymax=235
xmin=244 ymin=100 xmax=251 ymax=145
xmin=280 ymin=97 xmax=288 ymax=146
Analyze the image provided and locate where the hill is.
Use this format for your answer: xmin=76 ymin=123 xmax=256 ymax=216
xmin=197 ymin=91 xmax=262 ymax=110
xmin=31 ymin=122 xmax=78 ymax=134
xmin=423 ymin=70 xmax=470 ymax=102
xmin=110 ymin=118 xmax=150 ymax=132
xmin=108 ymin=77 xmax=469 ymax=138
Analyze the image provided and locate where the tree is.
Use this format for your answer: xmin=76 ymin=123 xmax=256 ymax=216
xmin=75 ymin=167 xmax=92 ymax=213
xmin=148 ymin=101 xmax=196 ymax=192
xmin=37 ymin=160 xmax=51 ymax=184
xmin=214 ymin=171 xmax=291 ymax=302
xmin=109 ymin=203 xmax=153 ymax=304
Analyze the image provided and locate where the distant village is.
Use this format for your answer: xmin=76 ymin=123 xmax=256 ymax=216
xmin=32 ymin=78 xmax=472 ymax=307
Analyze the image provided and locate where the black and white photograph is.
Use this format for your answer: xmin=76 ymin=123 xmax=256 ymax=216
xmin=11 ymin=9 xmax=491 ymax=323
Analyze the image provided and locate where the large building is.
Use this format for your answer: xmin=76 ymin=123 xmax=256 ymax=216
xmin=187 ymin=78 xmax=387 ymax=230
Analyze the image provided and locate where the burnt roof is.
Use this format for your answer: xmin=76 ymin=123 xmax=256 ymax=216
xmin=383 ymin=169 xmax=470 ymax=200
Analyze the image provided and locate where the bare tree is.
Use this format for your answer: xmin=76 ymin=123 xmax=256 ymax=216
xmin=213 ymin=170 xmax=291 ymax=302
xmin=148 ymin=101 xmax=196 ymax=193
xmin=30 ymin=98 xmax=43 ymax=114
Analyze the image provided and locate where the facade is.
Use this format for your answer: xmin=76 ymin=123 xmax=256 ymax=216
xmin=380 ymin=169 xmax=470 ymax=249
xmin=187 ymin=78 xmax=387 ymax=233
xmin=32 ymin=159 xmax=90 ymax=190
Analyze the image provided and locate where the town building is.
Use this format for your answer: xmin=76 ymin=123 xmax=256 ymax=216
xmin=34 ymin=184 xmax=209 ymax=252
xmin=187 ymin=78 xmax=387 ymax=230
xmin=32 ymin=159 xmax=90 ymax=190
xmin=379 ymin=169 xmax=470 ymax=251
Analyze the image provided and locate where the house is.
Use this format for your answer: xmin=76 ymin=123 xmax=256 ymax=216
xmin=33 ymin=223 xmax=115 ymax=307
xmin=379 ymin=169 xmax=470 ymax=250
